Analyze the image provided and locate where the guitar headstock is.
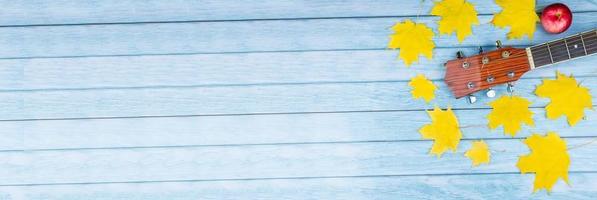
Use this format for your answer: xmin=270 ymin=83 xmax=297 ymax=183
xmin=444 ymin=41 xmax=532 ymax=102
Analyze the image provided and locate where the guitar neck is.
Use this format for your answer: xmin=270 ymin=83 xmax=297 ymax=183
xmin=526 ymin=29 xmax=597 ymax=69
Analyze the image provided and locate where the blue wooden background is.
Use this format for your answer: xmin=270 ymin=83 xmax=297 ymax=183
xmin=0 ymin=0 xmax=596 ymax=199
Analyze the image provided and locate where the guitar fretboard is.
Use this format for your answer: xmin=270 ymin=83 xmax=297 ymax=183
xmin=528 ymin=29 xmax=597 ymax=68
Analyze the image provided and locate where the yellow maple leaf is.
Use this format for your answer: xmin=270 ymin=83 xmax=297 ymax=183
xmin=431 ymin=0 xmax=479 ymax=42
xmin=487 ymin=95 xmax=534 ymax=137
xmin=535 ymin=72 xmax=593 ymax=126
xmin=492 ymin=0 xmax=540 ymax=39
xmin=408 ymin=74 xmax=437 ymax=103
xmin=420 ymin=106 xmax=462 ymax=157
xmin=388 ymin=20 xmax=435 ymax=66
xmin=464 ymin=140 xmax=491 ymax=167
xmin=517 ymin=132 xmax=570 ymax=192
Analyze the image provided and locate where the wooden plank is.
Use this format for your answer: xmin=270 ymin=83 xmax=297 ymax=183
xmin=0 ymin=95 xmax=23 ymax=120
xmin=1 ymin=0 xmax=592 ymax=26
xmin=2 ymin=49 xmax=595 ymax=91
xmin=1 ymin=1 xmax=594 ymax=199
xmin=2 ymin=77 xmax=595 ymax=120
xmin=0 ymin=173 xmax=594 ymax=199
xmin=1 ymin=13 xmax=595 ymax=59
xmin=0 ymin=122 xmax=22 ymax=151
xmin=16 ymin=108 xmax=597 ymax=150
xmin=3 ymin=138 xmax=596 ymax=185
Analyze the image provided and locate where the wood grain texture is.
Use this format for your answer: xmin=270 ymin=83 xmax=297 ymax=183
xmin=1 ymin=0 xmax=596 ymax=198
xmin=0 ymin=173 xmax=595 ymax=200
xmin=10 ymin=108 xmax=596 ymax=150
xmin=0 ymin=13 xmax=595 ymax=59
xmin=4 ymin=137 xmax=597 ymax=185
xmin=444 ymin=47 xmax=530 ymax=98
xmin=1 ymin=77 xmax=594 ymax=120
xmin=1 ymin=48 xmax=595 ymax=91
xmin=0 ymin=122 xmax=22 ymax=151
xmin=1 ymin=0 xmax=593 ymax=26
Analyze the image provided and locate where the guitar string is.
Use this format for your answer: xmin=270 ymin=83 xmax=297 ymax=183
xmin=531 ymin=31 xmax=597 ymax=65
xmin=532 ymin=43 xmax=592 ymax=67
xmin=446 ymin=51 xmax=529 ymax=82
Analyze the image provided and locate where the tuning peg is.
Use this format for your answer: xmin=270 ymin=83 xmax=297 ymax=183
xmin=466 ymin=95 xmax=477 ymax=104
xmin=495 ymin=40 xmax=502 ymax=48
xmin=507 ymin=83 xmax=515 ymax=93
xmin=478 ymin=46 xmax=484 ymax=54
xmin=456 ymin=51 xmax=465 ymax=59
xmin=486 ymin=88 xmax=496 ymax=98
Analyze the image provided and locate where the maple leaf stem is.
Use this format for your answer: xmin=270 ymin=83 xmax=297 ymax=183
xmin=459 ymin=124 xmax=486 ymax=129
xmin=490 ymin=149 xmax=507 ymax=153
xmin=416 ymin=0 xmax=426 ymax=22
xmin=567 ymin=137 xmax=597 ymax=150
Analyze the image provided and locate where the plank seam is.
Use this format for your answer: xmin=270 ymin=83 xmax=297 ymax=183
xmin=0 ymin=105 xmax=572 ymax=122
xmin=10 ymin=135 xmax=596 ymax=153
xmin=0 ymin=45 xmax=529 ymax=60
xmin=3 ymin=171 xmax=597 ymax=187
xmin=2 ymin=74 xmax=595 ymax=93
xmin=0 ymin=15 xmax=451 ymax=28
xmin=1 ymin=11 xmax=594 ymax=28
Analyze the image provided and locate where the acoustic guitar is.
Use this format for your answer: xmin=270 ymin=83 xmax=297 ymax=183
xmin=444 ymin=29 xmax=596 ymax=103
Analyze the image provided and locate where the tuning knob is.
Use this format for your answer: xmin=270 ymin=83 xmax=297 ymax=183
xmin=496 ymin=40 xmax=503 ymax=48
xmin=486 ymin=88 xmax=496 ymax=98
xmin=467 ymin=95 xmax=477 ymax=104
xmin=456 ymin=51 xmax=465 ymax=59
xmin=507 ymin=83 xmax=515 ymax=93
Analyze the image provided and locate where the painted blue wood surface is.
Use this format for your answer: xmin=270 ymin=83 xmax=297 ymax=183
xmin=2 ymin=173 xmax=596 ymax=200
xmin=0 ymin=0 xmax=594 ymax=26
xmin=0 ymin=0 xmax=596 ymax=199
xmin=1 ymin=13 xmax=596 ymax=59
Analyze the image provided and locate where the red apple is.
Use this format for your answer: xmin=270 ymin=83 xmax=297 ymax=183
xmin=541 ymin=3 xmax=573 ymax=34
